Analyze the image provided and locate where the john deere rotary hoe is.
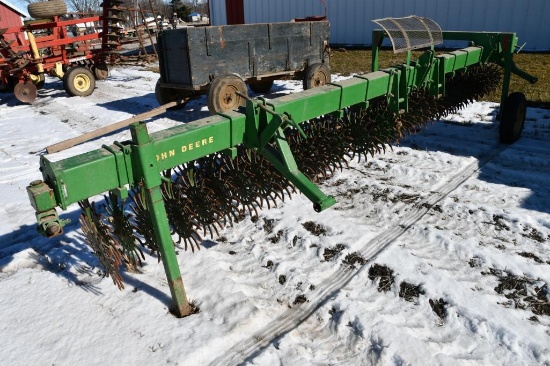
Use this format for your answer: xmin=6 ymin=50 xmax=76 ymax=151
xmin=26 ymin=17 xmax=537 ymax=317
xmin=0 ymin=0 xmax=124 ymax=103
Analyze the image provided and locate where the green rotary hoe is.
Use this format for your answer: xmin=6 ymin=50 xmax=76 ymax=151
xmin=26 ymin=17 xmax=537 ymax=317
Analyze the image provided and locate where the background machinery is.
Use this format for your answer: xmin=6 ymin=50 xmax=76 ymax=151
xmin=0 ymin=0 xmax=124 ymax=103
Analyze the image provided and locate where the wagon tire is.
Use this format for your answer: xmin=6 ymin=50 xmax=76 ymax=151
xmin=303 ymin=63 xmax=331 ymax=90
xmin=249 ymin=79 xmax=274 ymax=94
xmin=28 ymin=0 xmax=67 ymax=19
xmin=93 ymin=62 xmax=109 ymax=80
xmin=500 ymin=92 xmax=527 ymax=144
xmin=207 ymin=74 xmax=247 ymax=114
xmin=63 ymin=66 xmax=95 ymax=97
xmin=155 ymin=79 xmax=192 ymax=109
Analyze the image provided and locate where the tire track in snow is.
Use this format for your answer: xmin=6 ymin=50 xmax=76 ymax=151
xmin=32 ymin=97 xmax=108 ymax=133
xmin=32 ymin=69 xmax=158 ymax=137
xmin=211 ymin=143 xmax=509 ymax=366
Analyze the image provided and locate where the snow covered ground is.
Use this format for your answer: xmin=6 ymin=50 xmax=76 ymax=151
xmin=1 ymin=67 xmax=549 ymax=365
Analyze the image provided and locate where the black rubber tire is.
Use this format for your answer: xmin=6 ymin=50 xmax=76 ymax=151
xmin=63 ymin=66 xmax=95 ymax=97
xmin=303 ymin=63 xmax=331 ymax=90
xmin=249 ymin=79 xmax=274 ymax=94
xmin=6 ymin=76 xmax=19 ymax=92
xmin=207 ymin=74 xmax=247 ymax=114
xmin=28 ymin=0 xmax=67 ymax=19
xmin=155 ymin=79 xmax=192 ymax=108
xmin=93 ymin=63 xmax=109 ymax=81
xmin=500 ymin=92 xmax=527 ymax=144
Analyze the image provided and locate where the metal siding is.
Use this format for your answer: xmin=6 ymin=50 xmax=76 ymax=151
xmin=0 ymin=3 xmax=22 ymax=27
xmin=353 ymin=1 xmax=365 ymax=45
xmin=534 ymin=1 xmax=550 ymax=50
xmin=209 ymin=0 xmax=227 ymax=25
xmin=243 ymin=0 xmax=326 ymax=23
xmin=211 ymin=0 xmax=550 ymax=50
xmin=402 ymin=1 xmax=415 ymax=18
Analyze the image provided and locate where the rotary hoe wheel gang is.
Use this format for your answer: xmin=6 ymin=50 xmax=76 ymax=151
xmin=27 ymin=21 xmax=538 ymax=317
xmin=77 ymin=63 xmax=503 ymax=289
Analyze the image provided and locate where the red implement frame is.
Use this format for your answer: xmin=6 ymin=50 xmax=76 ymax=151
xmin=0 ymin=0 xmax=123 ymax=102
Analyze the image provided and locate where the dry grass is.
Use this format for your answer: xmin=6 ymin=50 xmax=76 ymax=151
xmin=330 ymin=48 xmax=550 ymax=107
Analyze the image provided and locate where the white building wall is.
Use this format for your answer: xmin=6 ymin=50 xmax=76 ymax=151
xmin=209 ymin=0 xmax=227 ymax=26
xmin=210 ymin=0 xmax=550 ymax=50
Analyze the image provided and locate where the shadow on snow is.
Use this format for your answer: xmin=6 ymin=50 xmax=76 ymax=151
xmin=397 ymin=105 xmax=550 ymax=214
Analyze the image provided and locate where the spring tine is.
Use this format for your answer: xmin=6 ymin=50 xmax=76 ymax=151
xmin=78 ymin=199 xmax=126 ymax=289
xmin=102 ymin=192 xmax=145 ymax=271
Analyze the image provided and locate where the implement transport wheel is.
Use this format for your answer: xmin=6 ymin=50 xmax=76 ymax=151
xmin=249 ymin=79 xmax=274 ymax=94
xmin=93 ymin=63 xmax=109 ymax=80
xmin=155 ymin=79 xmax=193 ymax=109
xmin=303 ymin=63 xmax=331 ymax=90
xmin=500 ymin=92 xmax=527 ymax=144
xmin=27 ymin=0 xmax=67 ymax=18
xmin=63 ymin=66 xmax=95 ymax=97
xmin=14 ymin=81 xmax=37 ymax=103
xmin=207 ymin=74 xmax=247 ymax=114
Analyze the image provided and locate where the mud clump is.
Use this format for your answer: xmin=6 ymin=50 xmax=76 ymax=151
xmin=293 ymin=295 xmax=307 ymax=305
xmin=368 ymin=264 xmax=394 ymax=292
xmin=429 ymin=298 xmax=448 ymax=321
xmin=485 ymin=268 xmax=550 ymax=317
xmin=323 ymin=244 xmax=346 ymax=261
xmin=342 ymin=252 xmax=367 ymax=269
xmin=399 ymin=282 xmax=425 ymax=302
xmin=302 ymin=221 xmax=328 ymax=236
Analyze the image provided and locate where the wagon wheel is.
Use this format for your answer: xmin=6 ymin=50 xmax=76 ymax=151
xmin=207 ymin=74 xmax=247 ymax=114
xmin=249 ymin=79 xmax=274 ymax=94
xmin=155 ymin=79 xmax=193 ymax=109
xmin=303 ymin=63 xmax=331 ymax=90
xmin=27 ymin=0 xmax=67 ymax=19
xmin=500 ymin=92 xmax=527 ymax=144
xmin=63 ymin=66 xmax=96 ymax=97
xmin=14 ymin=81 xmax=37 ymax=103
xmin=93 ymin=63 xmax=109 ymax=80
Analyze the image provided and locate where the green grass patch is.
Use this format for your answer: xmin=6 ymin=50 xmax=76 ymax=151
xmin=330 ymin=48 xmax=550 ymax=107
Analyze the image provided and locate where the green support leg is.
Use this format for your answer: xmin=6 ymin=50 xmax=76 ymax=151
xmin=131 ymin=122 xmax=192 ymax=318
xmin=260 ymin=127 xmax=335 ymax=212
xmin=144 ymin=185 xmax=191 ymax=317
xmin=372 ymin=30 xmax=382 ymax=72
xmin=500 ymin=45 xmax=513 ymax=120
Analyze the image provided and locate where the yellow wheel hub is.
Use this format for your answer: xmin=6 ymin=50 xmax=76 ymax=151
xmin=73 ymin=73 xmax=91 ymax=92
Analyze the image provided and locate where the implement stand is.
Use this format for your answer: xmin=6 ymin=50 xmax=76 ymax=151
xmin=131 ymin=123 xmax=192 ymax=317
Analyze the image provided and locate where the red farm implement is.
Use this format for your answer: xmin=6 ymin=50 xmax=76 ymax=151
xmin=0 ymin=0 xmax=124 ymax=103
